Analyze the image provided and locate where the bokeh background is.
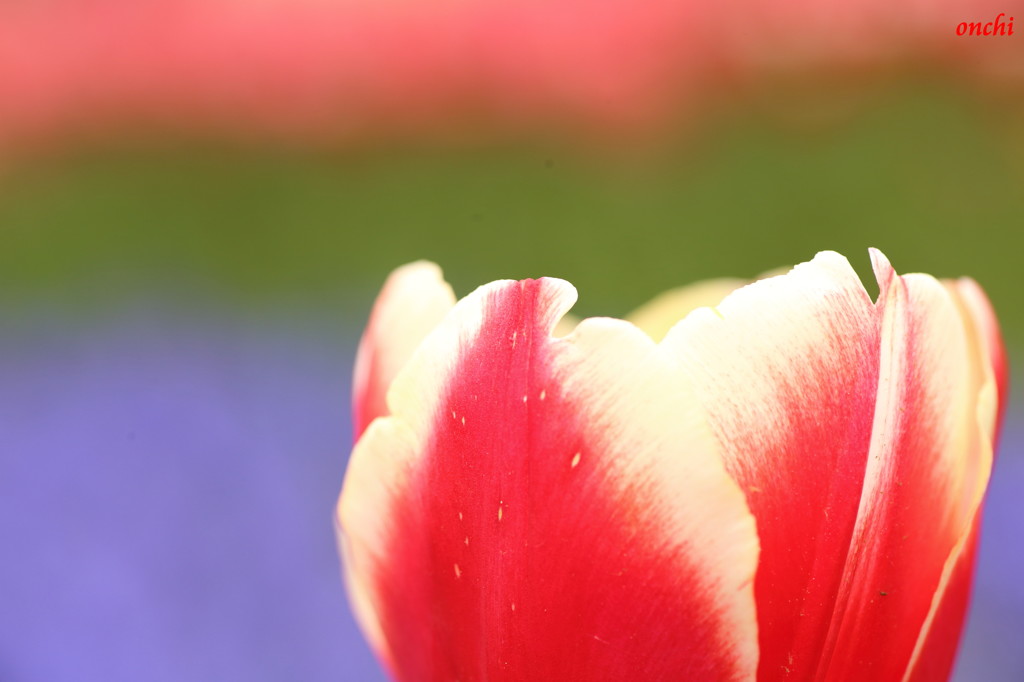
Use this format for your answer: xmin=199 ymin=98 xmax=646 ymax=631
xmin=1 ymin=1 xmax=1022 ymax=680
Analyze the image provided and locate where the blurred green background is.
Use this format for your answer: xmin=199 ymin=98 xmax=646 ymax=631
xmin=3 ymin=82 xmax=1020 ymax=342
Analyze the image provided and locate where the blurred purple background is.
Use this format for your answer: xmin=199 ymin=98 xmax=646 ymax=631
xmin=0 ymin=307 xmax=1018 ymax=680
xmin=0 ymin=309 xmax=386 ymax=681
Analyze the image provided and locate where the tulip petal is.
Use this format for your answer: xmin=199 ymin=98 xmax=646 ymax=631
xmin=901 ymin=277 xmax=1004 ymax=682
xmin=901 ymin=515 xmax=981 ymax=682
xmin=782 ymin=250 xmax=991 ymax=679
xmin=808 ymin=250 xmax=994 ymax=679
xmin=352 ymin=261 xmax=455 ymax=439
xmin=949 ymin=277 xmax=1009 ymax=438
xmin=626 ymin=278 xmax=746 ymax=342
xmin=670 ymin=251 xmax=882 ymax=680
xmin=672 ymin=250 xmax=999 ymax=680
xmin=338 ymin=276 xmax=760 ymax=681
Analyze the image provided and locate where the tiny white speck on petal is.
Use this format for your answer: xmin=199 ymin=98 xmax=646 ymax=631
xmin=464 ymin=536 xmax=469 ymax=546
xmin=461 ymin=416 xmax=466 ymax=426
xmin=498 ymin=505 xmax=503 ymax=521
xmin=522 ymin=395 xmax=528 ymax=403
xmin=539 ymin=389 xmax=546 ymax=401
xmin=511 ymin=330 xmax=518 ymax=348
xmin=451 ymin=410 xmax=457 ymax=419
xmin=453 ymin=563 xmax=462 ymax=579
xmin=511 ymin=603 xmax=516 ymax=612
xmin=571 ymin=452 xmax=581 ymax=469
xmin=458 ymin=512 xmax=463 ymax=521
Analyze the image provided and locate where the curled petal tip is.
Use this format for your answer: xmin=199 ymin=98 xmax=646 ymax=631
xmin=869 ymin=247 xmax=896 ymax=293
xmin=352 ymin=261 xmax=455 ymax=438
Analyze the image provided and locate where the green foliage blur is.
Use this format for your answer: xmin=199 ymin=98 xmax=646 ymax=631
xmin=2 ymin=83 xmax=1021 ymax=348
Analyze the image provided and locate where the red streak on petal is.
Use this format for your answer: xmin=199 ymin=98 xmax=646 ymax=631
xmin=815 ymin=266 xmax=990 ymax=680
xmin=738 ymin=319 xmax=882 ymax=680
xmin=684 ymin=252 xmax=998 ymax=680
xmin=371 ymin=280 xmax=748 ymax=681
xmin=680 ymin=258 xmax=882 ymax=680
xmin=903 ymin=514 xmax=981 ymax=682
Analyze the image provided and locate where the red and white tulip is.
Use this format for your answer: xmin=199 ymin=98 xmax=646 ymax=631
xmin=337 ymin=250 xmax=1006 ymax=681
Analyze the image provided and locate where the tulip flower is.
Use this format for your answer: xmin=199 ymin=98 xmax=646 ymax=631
xmin=337 ymin=249 xmax=1006 ymax=681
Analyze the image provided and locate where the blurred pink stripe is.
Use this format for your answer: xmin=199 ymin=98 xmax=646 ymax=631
xmin=0 ymin=0 xmax=1018 ymax=149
